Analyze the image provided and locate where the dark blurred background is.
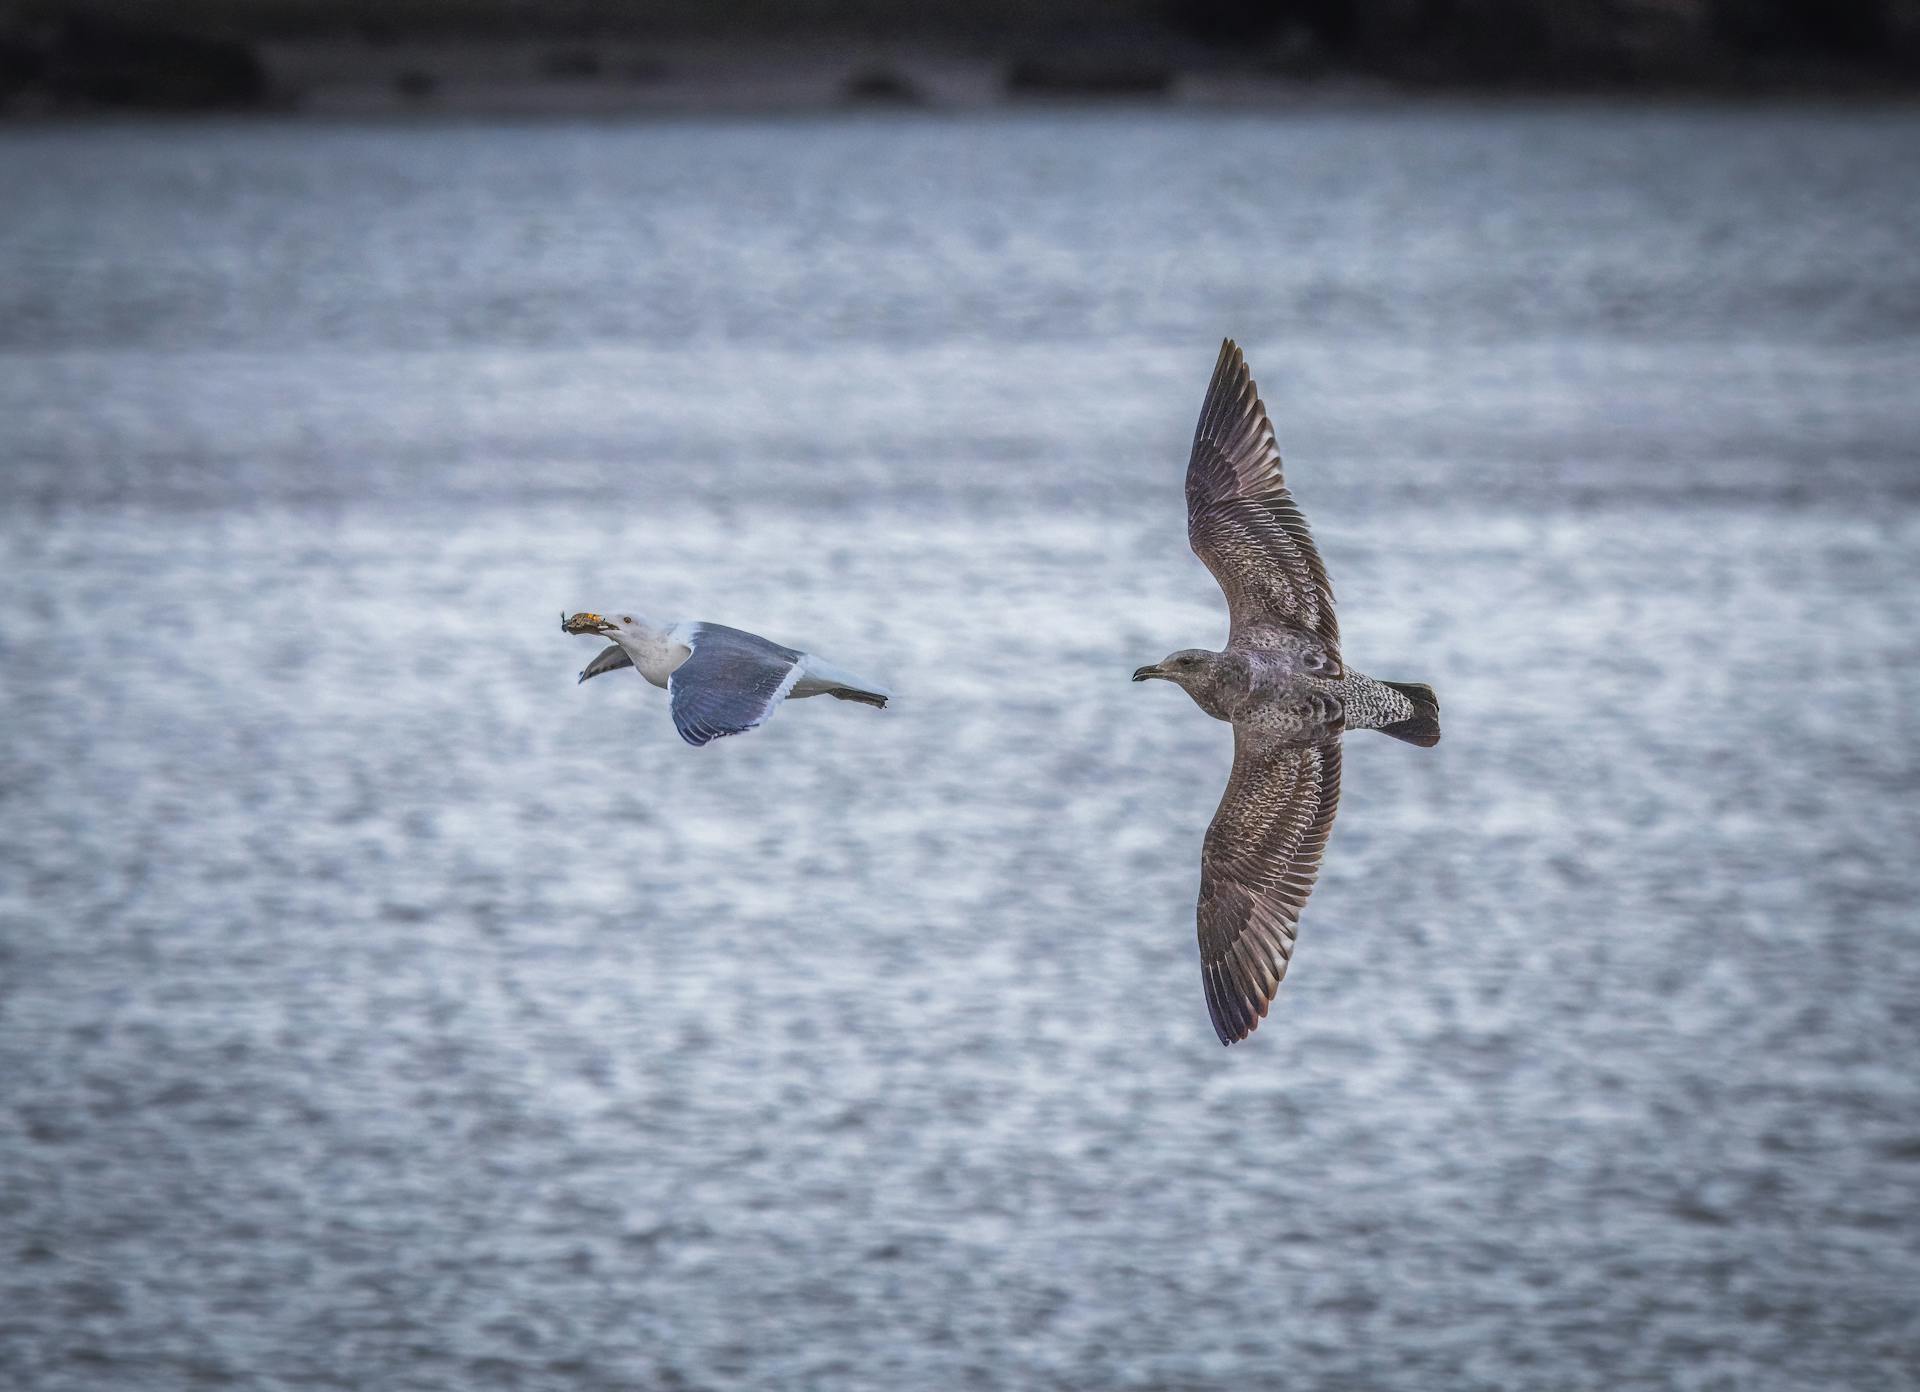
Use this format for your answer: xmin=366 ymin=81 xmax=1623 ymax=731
xmin=3 ymin=0 xmax=1920 ymax=113
xmin=3 ymin=3 xmax=1919 ymax=1391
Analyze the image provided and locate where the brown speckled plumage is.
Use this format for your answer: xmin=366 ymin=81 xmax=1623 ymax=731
xmin=1136 ymin=340 xmax=1441 ymax=1045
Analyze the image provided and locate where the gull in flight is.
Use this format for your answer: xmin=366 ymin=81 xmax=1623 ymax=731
xmin=1133 ymin=340 xmax=1441 ymax=1045
xmin=563 ymin=612 xmax=890 ymax=746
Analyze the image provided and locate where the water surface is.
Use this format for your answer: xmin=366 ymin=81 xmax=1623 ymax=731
xmin=3 ymin=106 xmax=1919 ymax=1391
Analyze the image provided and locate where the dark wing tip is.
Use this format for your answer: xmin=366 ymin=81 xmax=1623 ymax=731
xmin=1192 ymin=336 xmax=1275 ymax=470
xmin=1206 ymin=987 xmax=1244 ymax=1046
xmin=1202 ymin=958 xmax=1273 ymax=1046
xmin=1204 ymin=335 xmax=1245 ymax=405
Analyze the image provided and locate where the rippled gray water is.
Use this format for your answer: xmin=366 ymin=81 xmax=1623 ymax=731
xmin=3 ymin=106 xmax=1919 ymax=1391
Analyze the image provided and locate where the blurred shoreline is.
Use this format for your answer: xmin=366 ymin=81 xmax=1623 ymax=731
xmin=4 ymin=3 xmax=1920 ymax=118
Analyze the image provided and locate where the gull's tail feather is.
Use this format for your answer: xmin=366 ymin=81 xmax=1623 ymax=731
xmin=1379 ymin=681 xmax=1440 ymax=747
xmin=797 ymin=654 xmax=890 ymax=709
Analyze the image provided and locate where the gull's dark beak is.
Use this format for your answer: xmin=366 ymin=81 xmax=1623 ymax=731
xmin=1132 ymin=665 xmax=1163 ymax=682
xmin=562 ymin=612 xmax=613 ymax=636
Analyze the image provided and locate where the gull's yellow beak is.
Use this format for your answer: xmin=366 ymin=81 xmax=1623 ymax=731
xmin=562 ymin=612 xmax=613 ymax=636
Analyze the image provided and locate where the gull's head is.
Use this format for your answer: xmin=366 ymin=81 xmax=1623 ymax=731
xmin=562 ymin=611 xmax=641 ymax=640
xmin=1132 ymin=649 xmax=1217 ymax=687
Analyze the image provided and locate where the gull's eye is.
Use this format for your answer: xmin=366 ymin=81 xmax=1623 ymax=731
xmin=622 ymin=616 xmax=633 ymax=624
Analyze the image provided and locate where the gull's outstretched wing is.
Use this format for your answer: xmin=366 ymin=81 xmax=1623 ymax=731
xmin=1196 ymin=734 xmax=1342 ymax=1045
xmin=578 ymin=644 xmax=635 ymax=685
xmin=1186 ymin=339 xmax=1340 ymax=668
xmin=667 ymin=623 xmax=805 ymax=747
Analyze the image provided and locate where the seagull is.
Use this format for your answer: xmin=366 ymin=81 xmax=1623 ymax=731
xmin=1133 ymin=340 xmax=1440 ymax=1046
xmin=563 ymin=612 xmax=890 ymax=747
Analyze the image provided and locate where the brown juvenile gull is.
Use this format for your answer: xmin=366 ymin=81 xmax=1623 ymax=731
xmin=1133 ymin=340 xmax=1441 ymax=1045
xmin=562 ymin=612 xmax=889 ymax=747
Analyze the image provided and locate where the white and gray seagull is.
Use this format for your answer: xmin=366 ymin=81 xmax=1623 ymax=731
xmin=1133 ymin=340 xmax=1441 ymax=1046
xmin=562 ymin=611 xmax=890 ymax=747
